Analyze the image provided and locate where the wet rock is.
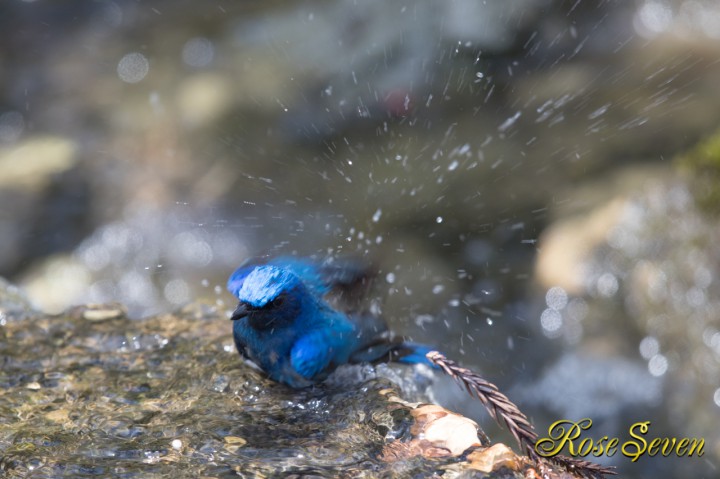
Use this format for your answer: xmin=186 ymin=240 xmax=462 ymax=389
xmin=0 ymin=276 xmax=35 ymax=324
xmin=0 ymin=281 xmax=592 ymax=478
xmin=535 ymin=197 xmax=628 ymax=296
xmin=0 ymin=136 xmax=85 ymax=277
xmin=535 ymin=164 xmax=676 ymax=294
xmin=0 ymin=136 xmax=77 ymax=190
xmin=467 ymin=444 xmax=520 ymax=473
xmin=18 ymin=255 xmax=92 ymax=314
xmin=379 ymin=400 xmax=485 ymax=460
xmin=175 ymin=73 xmax=234 ymax=129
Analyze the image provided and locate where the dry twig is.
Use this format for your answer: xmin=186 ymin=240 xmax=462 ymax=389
xmin=426 ymin=351 xmax=616 ymax=479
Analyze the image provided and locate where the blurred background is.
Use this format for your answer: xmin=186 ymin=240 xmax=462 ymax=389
xmin=1 ymin=0 xmax=719 ymax=477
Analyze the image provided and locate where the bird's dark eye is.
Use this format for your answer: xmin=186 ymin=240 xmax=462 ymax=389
xmin=271 ymin=296 xmax=284 ymax=307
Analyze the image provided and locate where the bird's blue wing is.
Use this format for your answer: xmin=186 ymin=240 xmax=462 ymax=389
xmin=268 ymin=257 xmax=329 ymax=295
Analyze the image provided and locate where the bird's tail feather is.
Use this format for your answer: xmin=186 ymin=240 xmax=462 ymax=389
xmin=349 ymin=335 xmax=438 ymax=369
xmin=389 ymin=342 xmax=437 ymax=368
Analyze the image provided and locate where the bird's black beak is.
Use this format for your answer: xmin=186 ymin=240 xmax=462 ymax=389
xmin=230 ymin=303 xmax=249 ymax=321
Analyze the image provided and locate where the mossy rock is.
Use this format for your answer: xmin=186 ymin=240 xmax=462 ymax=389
xmin=676 ymin=127 xmax=720 ymax=214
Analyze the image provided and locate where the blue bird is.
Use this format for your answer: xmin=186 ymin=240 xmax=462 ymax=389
xmin=227 ymin=257 xmax=435 ymax=388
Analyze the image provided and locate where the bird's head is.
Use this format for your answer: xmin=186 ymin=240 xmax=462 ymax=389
xmin=230 ymin=265 xmax=304 ymax=330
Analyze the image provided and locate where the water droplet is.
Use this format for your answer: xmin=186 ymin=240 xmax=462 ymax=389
xmin=686 ymin=287 xmax=706 ymax=307
xmin=414 ymin=314 xmax=433 ymax=328
xmin=164 ymin=279 xmax=189 ymax=305
xmin=545 ymin=286 xmax=568 ymax=310
xmin=498 ymin=111 xmax=522 ymax=132
xmin=694 ymin=266 xmax=712 ymax=289
xmin=588 ymin=103 xmax=611 ymax=120
xmin=634 ymin=1 xmax=674 ymax=37
xmin=639 ymin=336 xmax=659 ymax=359
xmin=540 ymin=308 xmax=562 ymax=333
xmin=182 ymin=37 xmax=215 ymax=68
xmin=117 ymin=52 xmax=149 ymax=83
xmin=596 ymin=273 xmax=619 ymax=297
xmin=648 ymin=353 xmax=668 ymax=377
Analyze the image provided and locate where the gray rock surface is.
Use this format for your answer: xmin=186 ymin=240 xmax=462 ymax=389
xmin=0 ymin=289 xmax=547 ymax=478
